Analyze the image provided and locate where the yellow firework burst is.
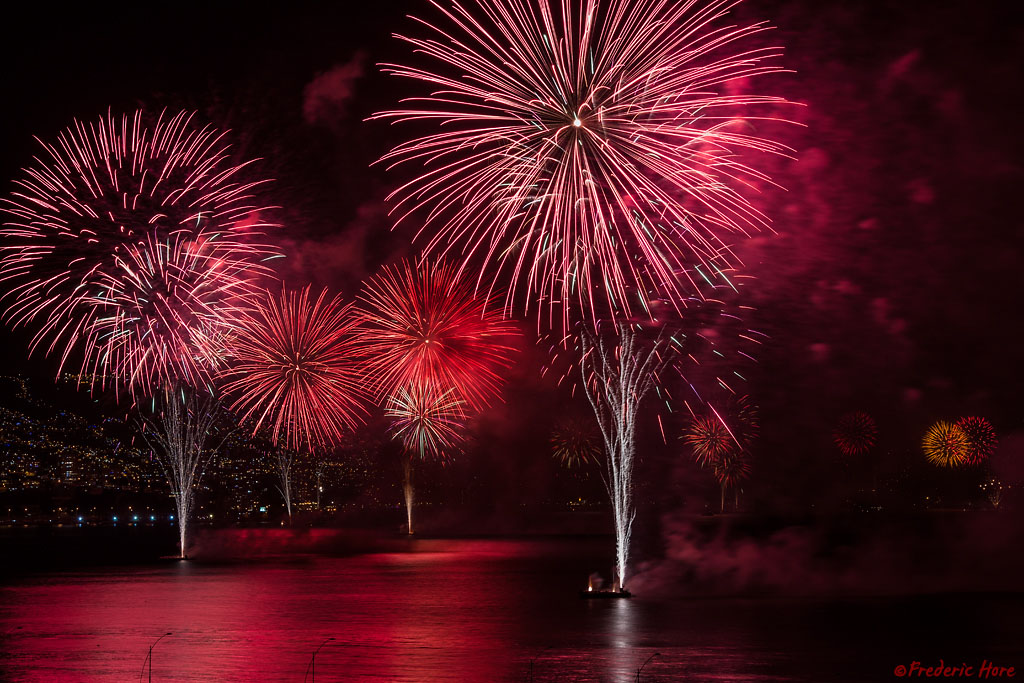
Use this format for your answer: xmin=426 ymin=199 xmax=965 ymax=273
xmin=922 ymin=420 xmax=969 ymax=467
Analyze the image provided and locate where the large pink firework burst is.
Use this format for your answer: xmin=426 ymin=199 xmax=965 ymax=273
xmin=374 ymin=0 xmax=793 ymax=330
xmin=0 ymin=109 xmax=277 ymax=397
xmin=955 ymin=416 xmax=997 ymax=466
xmin=80 ymin=230 xmax=258 ymax=396
xmin=385 ymin=382 xmax=465 ymax=459
xmin=353 ymin=258 xmax=518 ymax=410
xmin=219 ymin=286 xmax=368 ymax=451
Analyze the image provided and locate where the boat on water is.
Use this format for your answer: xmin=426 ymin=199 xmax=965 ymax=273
xmin=579 ymin=588 xmax=632 ymax=599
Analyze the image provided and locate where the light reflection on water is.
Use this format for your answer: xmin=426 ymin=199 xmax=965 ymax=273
xmin=1 ymin=537 xmax=1022 ymax=681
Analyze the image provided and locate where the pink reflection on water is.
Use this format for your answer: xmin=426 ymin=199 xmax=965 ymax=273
xmin=0 ymin=537 xmax=532 ymax=681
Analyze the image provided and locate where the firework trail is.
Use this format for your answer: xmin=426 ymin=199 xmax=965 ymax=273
xmin=353 ymin=258 xmax=518 ymax=409
xmin=955 ymin=416 xmax=997 ymax=466
xmin=374 ymin=0 xmax=794 ymax=331
xmin=385 ymin=382 xmax=466 ymax=533
xmin=0 ymin=109 xmax=278 ymax=398
xmin=922 ymin=420 xmax=969 ymax=468
xmin=581 ymin=323 xmax=671 ymax=590
xmin=219 ymin=286 xmax=368 ymax=452
xmin=833 ymin=411 xmax=878 ymax=457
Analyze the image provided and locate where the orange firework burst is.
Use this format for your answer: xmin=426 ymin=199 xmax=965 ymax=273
xmin=684 ymin=415 xmax=734 ymax=467
xmin=922 ymin=420 xmax=969 ymax=468
xmin=955 ymin=416 xmax=997 ymax=466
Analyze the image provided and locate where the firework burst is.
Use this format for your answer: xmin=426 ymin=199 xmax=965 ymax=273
xmin=219 ymin=286 xmax=367 ymax=451
xmin=922 ymin=420 xmax=969 ymax=468
xmin=374 ymin=0 xmax=793 ymax=330
xmin=713 ymin=450 xmax=752 ymax=489
xmin=0 ymin=109 xmax=277 ymax=397
xmin=955 ymin=416 xmax=997 ymax=466
xmin=385 ymin=382 xmax=465 ymax=459
xmin=833 ymin=411 xmax=878 ymax=457
xmin=551 ymin=417 xmax=601 ymax=468
xmin=684 ymin=414 xmax=734 ymax=466
xmin=353 ymin=258 xmax=518 ymax=409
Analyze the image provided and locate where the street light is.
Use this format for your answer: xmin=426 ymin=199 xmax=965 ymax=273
xmin=303 ymin=637 xmax=335 ymax=683
xmin=139 ymin=632 xmax=172 ymax=683
xmin=636 ymin=652 xmax=661 ymax=682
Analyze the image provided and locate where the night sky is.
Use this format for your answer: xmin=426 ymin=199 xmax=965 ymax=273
xmin=1 ymin=0 xmax=1022 ymax=512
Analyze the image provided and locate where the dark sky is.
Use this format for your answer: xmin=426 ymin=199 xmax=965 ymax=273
xmin=1 ymin=1 xmax=1022 ymax=509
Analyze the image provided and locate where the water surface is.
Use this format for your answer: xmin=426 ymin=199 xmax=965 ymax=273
xmin=1 ymin=537 xmax=1022 ymax=681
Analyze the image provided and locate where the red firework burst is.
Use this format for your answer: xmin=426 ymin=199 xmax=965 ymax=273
xmin=353 ymin=258 xmax=518 ymax=409
xmin=833 ymin=411 xmax=878 ymax=457
xmin=373 ymin=0 xmax=794 ymax=330
xmin=0 ymin=109 xmax=277 ymax=397
xmin=385 ymin=382 xmax=465 ymax=459
xmin=955 ymin=416 xmax=997 ymax=466
xmin=219 ymin=286 xmax=367 ymax=451
xmin=713 ymin=450 xmax=752 ymax=489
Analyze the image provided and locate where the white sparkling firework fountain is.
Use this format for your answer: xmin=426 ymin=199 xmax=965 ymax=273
xmin=274 ymin=447 xmax=295 ymax=523
xmin=580 ymin=324 xmax=670 ymax=591
xmin=140 ymin=387 xmax=228 ymax=559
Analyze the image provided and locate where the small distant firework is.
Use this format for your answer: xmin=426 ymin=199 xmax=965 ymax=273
xmin=684 ymin=415 xmax=734 ymax=467
xmin=833 ymin=411 xmax=878 ymax=457
xmin=385 ymin=383 xmax=465 ymax=459
xmin=922 ymin=420 xmax=969 ymax=468
xmin=220 ymin=286 xmax=367 ymax=451
xmin=551 ymin=417 xmax=601 ymax=468
xmin=353 ymin=258 xmax=518 ymax=409
xmin=713 ymin=450 xmax=752 ymax=489
xmin=373 ymin=0 xmax=793 ymax=330
xmin=955 ymin=416 xmax=997 ymax=466
xmin=684 ymin=395 xmax=759 ymax=466
xmin=0 ymin=109 xmax=277 ymax=397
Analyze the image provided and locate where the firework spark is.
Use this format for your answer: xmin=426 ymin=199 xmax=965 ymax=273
xmin=955 ymin=416 xmax=997 ymax=466
xmin=833 ymin=411 xmax=878 ymax=457
xmin=374 ymin=0 xmax=793 ymax=330
xmin=353 ymin=258 xmax=518 ymax=409
xmin=0 ymin=109 xmax=277 ymax=397
xmin=219 ymin=286 xmax=367 ymax=451
xmin=922 ymin=420 xmax=969 ymax=468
